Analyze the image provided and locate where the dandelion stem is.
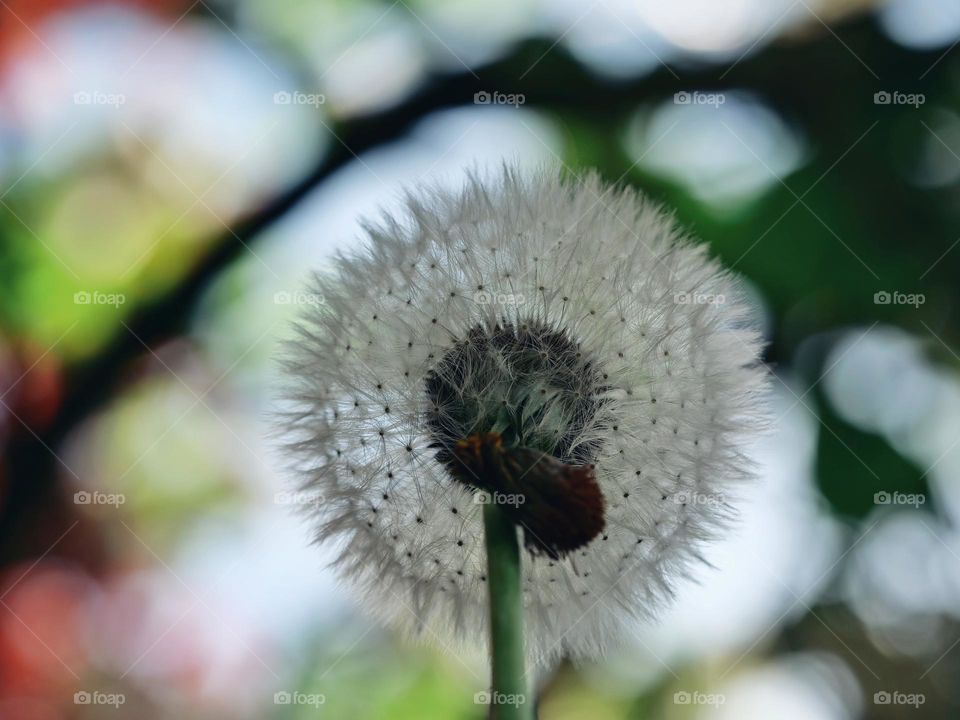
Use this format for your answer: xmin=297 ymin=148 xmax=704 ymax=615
xmin=482 ymin=502 xmax=533 ymax=720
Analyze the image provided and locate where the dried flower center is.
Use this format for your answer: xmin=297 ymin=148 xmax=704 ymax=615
xmin=424 ymin=321 xmax=609 ymax=558
xmin=425 ymin=320 xmax=608 ymax=465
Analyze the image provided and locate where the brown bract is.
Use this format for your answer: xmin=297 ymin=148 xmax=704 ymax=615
xmin=450 ymin=432 xmax=606 ymax=560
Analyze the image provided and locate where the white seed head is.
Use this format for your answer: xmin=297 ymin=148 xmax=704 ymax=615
xmin=277 ymin=165 xmax=768 ymax=665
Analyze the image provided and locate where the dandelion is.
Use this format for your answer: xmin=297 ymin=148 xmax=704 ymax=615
xmin=278 ymin=165 xmax=767 ymax=715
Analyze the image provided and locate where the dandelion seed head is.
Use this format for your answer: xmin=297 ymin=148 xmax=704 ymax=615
xmin=277 ymin=165 xmax=768 ymax=664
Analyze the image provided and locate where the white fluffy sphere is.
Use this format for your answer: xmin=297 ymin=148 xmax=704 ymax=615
xmin=278 ymin=165 xmax=768 ymax=665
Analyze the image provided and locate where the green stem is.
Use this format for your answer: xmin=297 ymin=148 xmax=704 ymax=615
xmin=482 ymin=502 xmax=534 ymax=720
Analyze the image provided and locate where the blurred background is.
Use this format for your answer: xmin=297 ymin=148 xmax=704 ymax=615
xmin=0 ymin=0 xmax=958 ymax=717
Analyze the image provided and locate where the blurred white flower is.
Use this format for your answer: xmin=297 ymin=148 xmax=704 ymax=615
xmin=277 ymin=165 xmax=767 ymax=664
